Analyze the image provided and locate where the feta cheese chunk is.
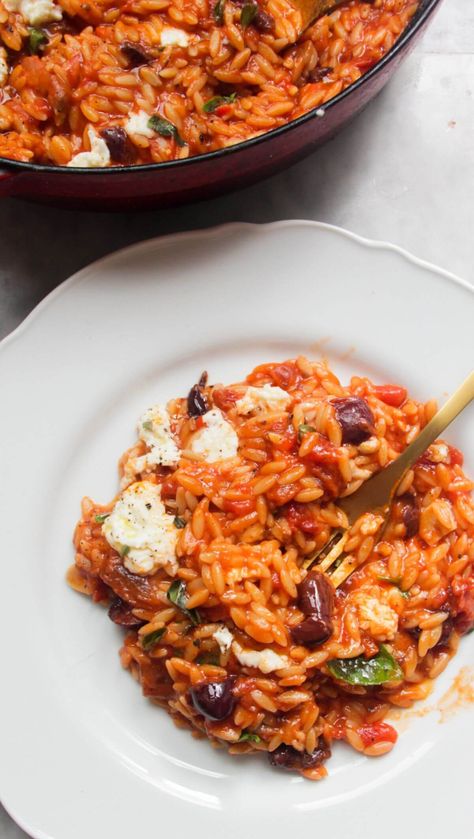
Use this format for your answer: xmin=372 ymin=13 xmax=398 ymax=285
xmin=4 ymin=0 xmax=62 ymax=25
xmin=232 ymin=642 xmax=290 ymax=674
xmin=160 ymin=27 xmax=189 ymax=47
xmin=190 ymin=409 xmax=238 ymax=462
xmin=68 ymin=127 xmax=110 ymax=168
xmin=353 ymin=593 xmax=399 ymax=642
xmin=0 ymin=48 xmax=8 ymax=87
xmin=134 ymin=403 xmax=180 ymax=470
xmin=124 ymin=109 xmax=154 ymax=139
xmin=236 ymin=384 xmax=291 ymax=415
xmin=419 ymin=498 xmax=457 ymax=546
xmin=103 ymin=480 xmax=178 ymax=576
xmin=213 ymin=626 xmax=234 ymax=654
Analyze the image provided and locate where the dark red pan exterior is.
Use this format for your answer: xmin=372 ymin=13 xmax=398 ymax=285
xmin=0 ymin=0 xmax=441 ymax=210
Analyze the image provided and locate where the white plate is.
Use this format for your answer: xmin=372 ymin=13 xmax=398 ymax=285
xmin=1 ymin=221 xmax=473 ymax=839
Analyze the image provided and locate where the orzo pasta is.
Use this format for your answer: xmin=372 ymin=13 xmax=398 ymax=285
xmin=0 ymin=0 xmax=418 ymax=166
xmin=69 ymin=358 xmax=474 ymax=778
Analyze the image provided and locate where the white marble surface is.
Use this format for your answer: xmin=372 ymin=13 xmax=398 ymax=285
xmin=1 ymin=0 xmax=472 ymax=834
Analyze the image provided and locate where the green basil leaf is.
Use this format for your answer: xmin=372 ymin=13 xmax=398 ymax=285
xmin=298 ymin=423 xmax=316 ymax=442
xmin=202 ymin=92 xmax=237 ymax=113
xmin=120 ymin=545 xmax=131 ymax=557
xmin=167 ymin=579 xmax=201 ymax=625
xmin=213 ymin=0 xmax=225 ymax=24
xmin=197 ymin=652 xmax=221 ymax=665
xmin=29 ymin=27 xmax=47 ymax=54
xmin=141 ymin=627 xmax=165 ymax=651
xmin=142 ymin=420 xmax=153 ymax=431
xmin=148 ymin=115 xmax=185 ymax=146
xmin=327 ymin=644 xmax=403 ymax=686
xmin=173 ymin=516 xmax=186 ymax=529
xmin=238 ymin=730 xmax=261 ymax=743
xmin=94 ymin=513 xmax=110 ymax=523
xmin=378 ymin=576 xmax=410 ymax=598
xmin=240 ymin=1 xmax=257 ymax=26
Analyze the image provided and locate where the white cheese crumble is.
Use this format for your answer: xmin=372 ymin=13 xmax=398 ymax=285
xmin=232 ymin=642 xmax=290 ymax=674
xmin=213 ymin=626 xmax=234 ymax=654
xmin=160 ymin=27 xmax=189 ymax=47
xmin=236 ymin=384 xmax=291 ymax=415
xmin=353 ymin=593 xmax=398 ymax=642
xmin=190 ymin=409 xmax=238 ymax=462
xmin=426 ymin=442 xmax=450 ymax=464
xmin=4 ymin=0 xmax=61 ymax=25
xmin=0 ymin=48 xmax=8 ymax=87
xmin=124 ymin=109 xmax=154 ymax=139
xmin=103 ymin=480 xmax=178 ymax=576
xmin=134 ymin=403 xmax=180 ymax=471
xmin=67 ymin=127 xmax=110 ymax=168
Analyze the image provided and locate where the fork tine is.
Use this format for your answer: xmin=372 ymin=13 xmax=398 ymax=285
xmin=328 ymin=554 xmax=358 ymax=587
xmin=303 ymin=529 xmax=348 ymax=572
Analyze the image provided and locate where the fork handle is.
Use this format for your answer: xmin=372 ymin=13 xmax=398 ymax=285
xmin=342 ymin=369 xmax=474 ymax=522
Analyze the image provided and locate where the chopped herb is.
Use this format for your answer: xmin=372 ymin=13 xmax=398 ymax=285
xmin=203 ymin=92 xmax=237 ymax=113
xmin=197 ymin=652 xmax=221 ymax=665
xmin=238 ymin=730 xmax=261 ymax=743
xmin=327 ymin=644 xmax=403 ymax=686
xmin=120 ymin=545 xmax=131 ymax=557
xmin=298 ymin=423 xmax=316 ymax=442
xmin=148 ymin=115 xmax=185 ymax=146
xmin=240 ymin=1 xmax=257 ymax=27
xmin=141 ymin=627 xmax=165 ymax=651
xmin=378 ymin=576 xmax=410 ymax=598
xmin=213 ymin=0 xmax=225 ymax=24
xmin=173 ymin=516 xmax=186 ymax=529
xmin=29 ymin=27 xmax=47 ymax=54
xmin=142 ymin=420 xmax=153 ymax=431
xmin=94 ymin=513 xmax=110 ymax=523
xmin=167 ymin=579 xmax=201 ymax=625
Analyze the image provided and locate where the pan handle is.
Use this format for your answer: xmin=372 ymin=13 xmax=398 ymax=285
xmin=0 ymin=167 xmax=19 ymax=196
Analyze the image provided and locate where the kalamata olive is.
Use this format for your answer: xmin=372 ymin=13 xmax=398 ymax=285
xmin=400 ymin=496 xmax=420 ymax=539
xmin=291 ymin=570 xmax=335 ymax=646
xmin=120 ymin=40 xmax=152 ymax=67
xmin=433 ymin=617 xmax=453 ymax=650
xmin=253 ymin=8 xmax=275 ymax=32
xmin=333 ymin=397 xmax=375 ymax=445
xmin=268 ymin=737 xmax=331 ymax=771
xmin=100 ymin=127 xmax=132 ymax=164
xmin=307 ymin=66 xmax=331 ymax=82
xmin=108 ymin=596 xmax=145 ymax=628
xmin=187 ymin=372 xmax=209 ymax=417
xmin=291 ymin=614 xmax=332 ymax=645
xmin=453 ymin=585 xmax=474 ymax=635
xmin=190 ymin=677 xmax=236 ymax=720
xmin=297 ymin=570 xmax=334 ymax=616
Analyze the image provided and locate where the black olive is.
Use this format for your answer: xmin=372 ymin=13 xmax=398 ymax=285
xmin=291 ymin=614 xmax=332 ymax=646
xmin=108 ymin=596 xmax=145 ymax=628
xmin=268 ymin=737 xmax=331 ymax=771
xmin=291 ymin=571 xmax=335 ymax=646
xmin=190 ymin=677 xmax=236 ymax=720
xmin=100 ymin=127 xmax=133 ymax=164
xmin=119 ymin=40 xmax=152 ymax=67
xmin=307 ymin=66 xmax=331 ymax=83
xmin=187 ymin=372 xmax=209 ymax=417
xmin=333 ymin=397 xmax=375 ymax=445
xmin=400 ymin=496 xmax=419 ymax=539
xmin=433 ymin=617 xmax=453 ymax=650
xmin=253 ymin=8 xmax=274 ymax=32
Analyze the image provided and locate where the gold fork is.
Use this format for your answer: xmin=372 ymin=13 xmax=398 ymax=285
xmin=303 ymin=370 xmax=474 ymax=587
